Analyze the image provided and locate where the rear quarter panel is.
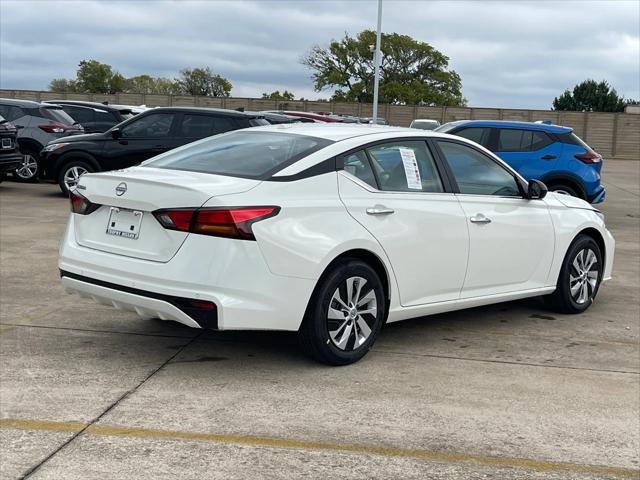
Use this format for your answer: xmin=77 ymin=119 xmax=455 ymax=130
xmin=203 ymin=171 xmax=399 ymax=295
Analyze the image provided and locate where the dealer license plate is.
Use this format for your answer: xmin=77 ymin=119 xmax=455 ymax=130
xmin=106 ymin=207 xmax=143 ymax=240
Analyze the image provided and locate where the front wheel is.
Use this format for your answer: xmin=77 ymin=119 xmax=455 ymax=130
xmin=546 ymin=235 xmax=602 ymax=314
xmin=58 ymin=161 xmax=93 ymax=195
xmin=299 ymin=258 xmax=386 ymax=365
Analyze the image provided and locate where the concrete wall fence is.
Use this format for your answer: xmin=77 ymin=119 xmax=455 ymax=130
xmin=2 ymin=89 xmax=638 ymax=160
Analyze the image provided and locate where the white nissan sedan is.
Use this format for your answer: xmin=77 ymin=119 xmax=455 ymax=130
xmin=59 ymin=124 xmax=614 ymax=365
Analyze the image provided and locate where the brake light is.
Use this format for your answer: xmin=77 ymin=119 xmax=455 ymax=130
xmin=153 ymin=206 xmax=280 ymax=240
xmin=69 ymin=190 xmax=101 ymax=215
xmin=39 ymin=122 xmax=71 ymax=134
xmin=575 ymin=149 xmax=602 ymax=164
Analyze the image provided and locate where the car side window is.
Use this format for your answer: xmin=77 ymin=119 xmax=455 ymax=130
xmin=497 ymin=129 xmax=530 ymax=152
xmin=365 ymin=141 xmax=444 ymax=193
xmin=65 ymin=106 xmax=95 ymax=124
xmin=180 ymin=114 xmax=237 ymax=138
xmin=121 ymin=113 xmax=176 ymax=138
xmin=0 ymin=105 xmax=24 ymax=122
xmin=454 ymin=127 xmax=490 ymax=147
xmin=341 ymin=151 xmax=377 ymax=188
xmin=437 ymin=141 xmax=521 ymax=197
xmin=529 ymin=131 xmax=554 ymax=151
xmin=95 ymin=110 xmax=116 ymax=124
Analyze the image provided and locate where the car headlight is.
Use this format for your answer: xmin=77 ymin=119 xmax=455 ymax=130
xmin=44 ymin=143 xmax=69 ymax=152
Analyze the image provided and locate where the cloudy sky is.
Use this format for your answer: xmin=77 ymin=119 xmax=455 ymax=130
xmin=1 ymin=0 xmax=638 ymax=109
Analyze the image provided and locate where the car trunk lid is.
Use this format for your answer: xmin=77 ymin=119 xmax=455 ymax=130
xmin=73 ymin=167 xmax=260 ymax=262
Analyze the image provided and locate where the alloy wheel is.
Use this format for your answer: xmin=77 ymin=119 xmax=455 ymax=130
xmin=63 ymin=166 xmax=88 ymax=191
xmin=327 ymin=276 xmax=378 ymax=351
xmin=569 ymin=248 xmax=599 ymax=305
xmin=15 ymin=154 xmax=38 ymax=180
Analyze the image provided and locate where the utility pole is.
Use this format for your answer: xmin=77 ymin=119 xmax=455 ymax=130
xmin=372 ymin=0 xmax=382 ymax=124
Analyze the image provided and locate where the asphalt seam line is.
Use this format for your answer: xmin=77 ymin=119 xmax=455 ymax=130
xmin=1 ymin=418 xmax=638 ymax=479
xmin=16 ymin=332 xmax=204 ymax=480
xmin=375 ymin=349 xmax=640 ymax=375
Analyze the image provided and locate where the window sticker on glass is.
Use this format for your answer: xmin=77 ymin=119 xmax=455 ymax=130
xmin=399 ymin=148 xmax=422 ymax=189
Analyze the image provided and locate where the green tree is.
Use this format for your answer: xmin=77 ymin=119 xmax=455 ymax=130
xmin=49 ymin=78 xmax=77 ymax=93
xmin=553 ymin=80 xmax=628 ymax=112
xmin=175 ymin=67 xmax=232 ymax=97
xmin=74 ymin=60 xmax=122 ymax=94
xmin=126 ymin=75 xmax=178 ymax=94
xmin=262 ymin=90 xmax=295 ymax=101
xmin=302 ymin=30 xmax=465 ymax=106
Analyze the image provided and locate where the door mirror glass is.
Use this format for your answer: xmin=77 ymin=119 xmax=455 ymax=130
xmin=527 ymin=179 xmax=548 ymax=199
xmin=111 ymin=127 xmax=121 ymax=139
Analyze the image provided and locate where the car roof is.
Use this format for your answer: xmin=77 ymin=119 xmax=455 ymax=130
xmin=444 ymin=119 xmax=571 ymax=134
xmin=45 ymin=100 xmax=130 ymax=113
xmin=247 ymin=123 xmax=433 ymax=141
xmin=148 ymin=106 xmax=263 ymax=118
xmin=0 ymin=98 xmax=43 ymax=107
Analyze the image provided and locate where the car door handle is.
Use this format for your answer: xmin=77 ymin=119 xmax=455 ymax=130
xmin=540 ymin=154 xmax=557 ymax=160
xmin=470 ymin=214 xmax=491 ymax=224
xmin=152 ymin=145 xmax=167 ymax=151
xmin=366 ymin=207 xmax=395 ymax=216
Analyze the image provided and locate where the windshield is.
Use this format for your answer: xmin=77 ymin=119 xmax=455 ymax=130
xmin=144 ymin=130 xmax=333 ymax=179
xmin=40 ymin=106 xmax=76 ymax=125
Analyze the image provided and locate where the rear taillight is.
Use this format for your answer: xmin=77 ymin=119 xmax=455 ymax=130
xmin=153 ymin=206 xmax=280 ymax=240
xmin=69 ymin=190 xmax=101 ymax=215
xmin=575 ymin=149 xmax=602 ymax=164
xmin=39 ymin=122 xmax=72 ymax=134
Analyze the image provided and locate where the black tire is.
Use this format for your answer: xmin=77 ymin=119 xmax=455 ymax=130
xmin=299 ymin=258 xmax=386 ymax=365
xmin=58 ymin=161 xmax=94 ymax=195
xmin=549 ymin=184 xmax=579 ymax=198
xmin=546 ymin=234 xmax=603 ymax=314
xmin=12 ymin=147 xmax=40 ymax=182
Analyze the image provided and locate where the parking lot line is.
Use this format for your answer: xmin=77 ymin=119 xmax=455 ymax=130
xmin=2 ymin=418 xmax=638 ymax=478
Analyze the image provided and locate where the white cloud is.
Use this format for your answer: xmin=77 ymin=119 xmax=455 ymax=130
xmin=1 ymin=0 xmax=638 ymax=108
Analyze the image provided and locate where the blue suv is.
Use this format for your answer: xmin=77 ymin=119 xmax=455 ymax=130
xmin=435 ymin=120 xmax=605 ymax=203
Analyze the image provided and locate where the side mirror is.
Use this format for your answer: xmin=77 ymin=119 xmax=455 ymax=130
xmin=527 ymin=179 xmax=548 ymax=200
xmin=110 ymin=127 xmax=121 ymax=139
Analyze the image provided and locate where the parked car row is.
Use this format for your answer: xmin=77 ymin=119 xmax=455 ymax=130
xmin=0 ymin=97 xmax=606 ymax=204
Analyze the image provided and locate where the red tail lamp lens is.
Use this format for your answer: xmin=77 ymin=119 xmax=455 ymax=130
xmin=153 ymin=207 xmax=279 ymax=240
xmin=39 ymin=122 xmax=69 ymax=133
xmin=69 ymin=190 xmax=101 ymax=215
xmin=574 ymin=149 xmax=602 ymax=164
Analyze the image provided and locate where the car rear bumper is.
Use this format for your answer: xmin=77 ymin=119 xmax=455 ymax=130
xmin=588 ymin=185 xmax=606 ymax=204
xmin=0 ymin=153 xmax=23 ymax=173
xmin=58 ymin=215 xmax=316 ymax=331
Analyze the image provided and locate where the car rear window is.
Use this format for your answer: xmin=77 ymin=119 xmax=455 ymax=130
xmin=40 ymin=106 xmax=76 ymax=125
xmin=557 ymin=132 xmax=590 ymax=148
xmin=144 ymin=131 xmax=333 ymax=179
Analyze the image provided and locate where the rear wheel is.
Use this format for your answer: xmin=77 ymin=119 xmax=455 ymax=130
xmin=546 ymin=235 xmax=602 ymax=314
xmin=13 ymin=147 xmax=40 ymax=182
xmin=549 ymin=184 xmax=579 ymax=198
xmin=58 ymin=161 xmax=93 ymax=194
xmin=299 ymin=258 xmax=385 ymax=365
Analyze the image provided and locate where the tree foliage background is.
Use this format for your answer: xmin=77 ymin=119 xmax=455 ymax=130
xmin=553 ymin=80 xmax=636 ymax=112
xmin=49 ymin=60 xmax=232 ymax=97
xmin=302 ymin=30 xmax=465 ymax=106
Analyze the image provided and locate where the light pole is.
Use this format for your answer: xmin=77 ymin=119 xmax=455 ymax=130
xmin=372 ymin=0 xmax=382 ymax=124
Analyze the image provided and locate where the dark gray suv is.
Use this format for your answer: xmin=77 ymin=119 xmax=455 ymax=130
xmin=0 ymin=99 xmax=83 ymax=181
